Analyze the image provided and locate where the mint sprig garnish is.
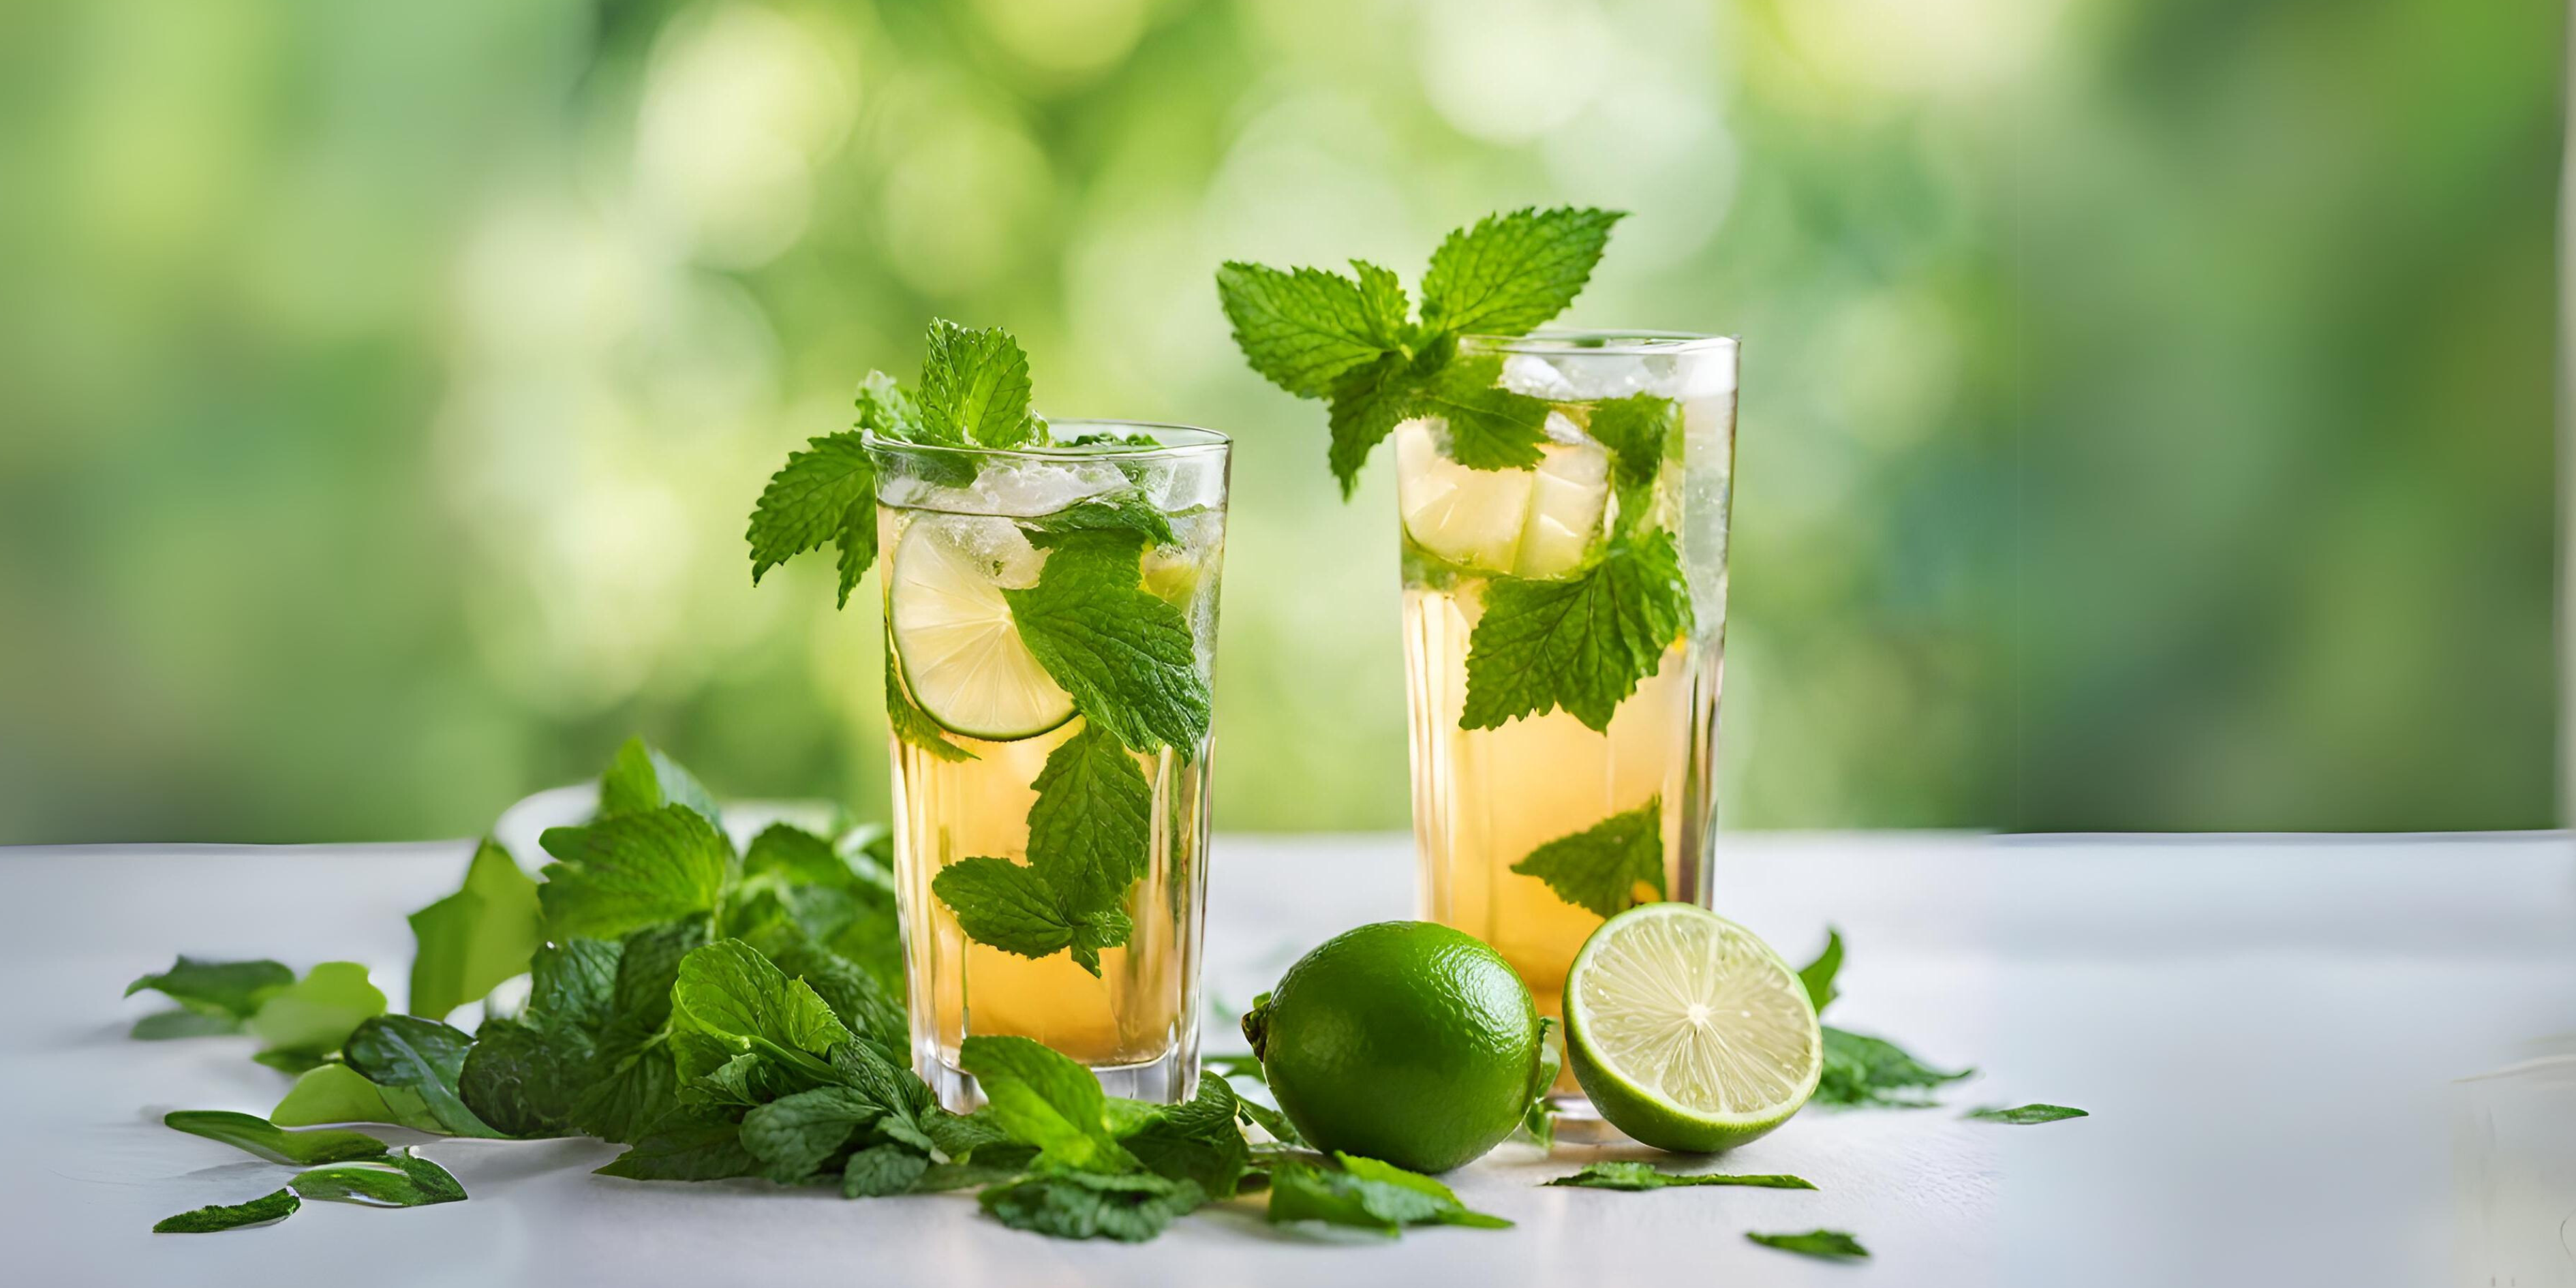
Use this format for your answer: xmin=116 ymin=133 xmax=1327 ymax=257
xmin=1460 ymin=527 xmax=1694 ymax=733
xmin=1218 ymin=206 xmax=1625 ymax=495
xmin=746 ymin=319 xmax=1039 ymax=604
xmin=1510 ymin=795 xmax=1666 ymax=917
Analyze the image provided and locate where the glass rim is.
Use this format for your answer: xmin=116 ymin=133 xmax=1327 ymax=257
xmin=862 ymin=420 xmax=1229 ymax=462
xmin=1459 ymin=328 xmax=1738 ymax=357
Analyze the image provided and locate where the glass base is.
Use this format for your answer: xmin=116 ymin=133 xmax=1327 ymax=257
xmin=919 ymin=1046 xmax=1197 ymax=1114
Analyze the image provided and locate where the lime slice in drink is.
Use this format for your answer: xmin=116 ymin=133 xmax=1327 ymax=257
xmin=887 ymin=518 xmax=1077 ymax=741
xmin=1563 ymin=903 xmax=1822 ymax=1152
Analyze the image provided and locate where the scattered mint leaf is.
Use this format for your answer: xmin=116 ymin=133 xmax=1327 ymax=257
xmin=270 ymin=1063 xmax=444 ymax=1133
xmin=163 ymin=1111 xmax=388 ymax=1167
xmin=1024 ymin=722 xmax=1152 ymax=910
xmin=979 ymin=1168 xmax=1205 ymax=1242
xmin=457 ymin=939 xmax=620 ymax=1137
xmin=290 ymin=1149 xmax=467 ymax=1208
xmin=343 ymin=1015 xmax=506 ymax=1138
xmin=1117 ymin=1073 xmax=1251 ymax=1199
xmin=1546 ymin=1162 xmax=1816 ymax=1191
xmin=1233 ymin=1094 xmax=1304 ymax=1147
xmin=960 ymin=1034 xmax=1135 ymax=1173
xmin=537 ymin=804 xmax=734 ymax=941
xmin=1266 ymin=1153 xmax=1512 ymax=1233
xmin=1409 ymin=355 xmax=1550 ymax=472
xmin=1007 ymin=527 xmax=1211 ymax=755
xmin=739 ymin=1085 xmax=880 ymax=1182
xmin=1214 ymin=262 xmax=1406 ymax=399
xmin=1418 ymin=206 xmax=1625 ymax=335
xmin=596 ymin=1119 xmax=762 ymax=1181
xmin=886 ymin=649 xmax=977 ymax=762
xmin=132 ymin=1009 xmax=245 ymax=1039
xmin=153 ymin=1188 xmax=298 ymax=1233
xmin=1747 ymin=1229 xmax=1870 ymax=1261
xmin=1964 ymin=1103 xmax=2088 ymax=1124
xmin=1460 ymin=525 xmax=1693 ymax=733
xmin=1798 ymin=927 xmax=1844 ymax=1014
xmin=125 ymin=956 xmax=292 ymax=1029
xmin=1510 ymin=796 xmax=1666 ymax=917
xmin=1583 ymin=393 xmax=1676 ymax=492
xmin=842 ymin=1143 xmax=930 ymax=1198
xmin=745 ymin=431 xmax=876 ymax=609
xmin=917 ymin=320 xmax=1039 ymax=448
xmin=246 ymin=962 xmax=386 ymax=1069
xmin=568 ymin=919 xmax=709 ymax=1143
xmin=755 ymin=937 xmax=905 ymax=1067
xmin=596 ymin=737 xmax=723 ymax=827
xmin=667 ymin=940 xmax=853 ymax=1079
xmin=405 ymin=837 xmax=542 ymax=1021
xmin=1815 ymin=1026 xmax=1973 ymax=1108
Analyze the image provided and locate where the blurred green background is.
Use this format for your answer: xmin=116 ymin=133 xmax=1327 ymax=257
xmin=0 ymin=0 xmax=2559 ymax=842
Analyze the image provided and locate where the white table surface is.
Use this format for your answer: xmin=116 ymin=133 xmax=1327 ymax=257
xmin=4 ymin=831 xmax=2572 ymax=1287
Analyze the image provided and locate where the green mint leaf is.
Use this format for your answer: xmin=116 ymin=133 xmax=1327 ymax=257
xmin=1964 ymin=1103 xmax=2088 ymax=1124
xmin=960 ymin=1034 xmax=1135 ymax=1172
xmin=569 ymin=1037 xmax=683 ymax=1146
xmin=1007 ymin=527 xmax=1211 ymax=755
xmin=1815 ymin=1026 xmax=1973 ymax=1108
xmin=163 ymin=1111 xmax=388 ymax=1167
xmin=1024 ymin=493 xmax=1180 ymax=549
xmin=269 ymin=1064 xmax=445 ymax=1133
xmin=739 ymin=1086 xmax=882 ymax=1182
xmin=1026 ymin=722 xmax=1152 ymax=911
xmin=596 ymin=1119 xmax=763 ymax=1181
xmin=1509 ymin=796 xmax=1666 ymax=917
xmin=825 ymin=1040 xmax=945 ymax=1154
xmin=1325 ymin=351 xmax=1418 ymax=497
xmin=1798 ymin=927 xmax=1844 ymax=1014
xmin=917 ymin=320 xmax=1039 ymax=448
xmin=754 ymin=939 xmax=904 ymax=1069
xmin=1116 ymin=1073 xmax=1252 ymax=1199
xmin=246 ymin=962 xmax=387 ymax=1067
xmin=131 ymin=1009 xmax=247 ymax=1039
xmin=456 ymin=938 xmax=620 ymax=1137
xmin=125 ymin=956 xmax=293 ymax=1023
xmin=1409 ymin=354 xmax=1550 ymax=472
xmin=596 ymin=737 xmax=724 ymax=827
xmin=932 ymin=857 xmax=1079 ymax=961
xmin=1214 ymin=261 xmax=1405 ymax=399
xmin=538 ymin=804 xmax=735 ymax=941
xmin=746 ymin=431 xmax=877 ymax=608
xmin=1546 ymin=1162 xmax=1817 ymax=1191
xmin=1461 ymin=525 xmax=1693 ymax=733
xmin=1583 ymin=393 xmax=1676 ymax=492
xmin=886 ymin=649 xmax=976 ymax=762
xmin=852 ymin=370 xmax=923 ymax=438
xmin=1747 ymin=1229 xmax=1871 ymax=1261
xmin=979 ymin=1168 xmax=1204 ymax=1242
xmin=1265 ymin=1154 xmax=1512 ymax=1233
xmin=153 ymin=1187 xmax=299 ymax=1233
xmin=342 ymin=1015 xmax=506 ymax=1138
xmin=669 ymin=939 xmax=855 ymax=1071
xmin=291 ymin=1149 xmax=467 ymax=1208
xmin=1419 ymin=206 xmax=1625 ymax=335
xmin=842 ymin=1143 xmax=932 ymax=1197
xmin=1233 ymin=1095 xmax=1303 ymax=1147
xmin=405 ymin=838 xmax=542 ymax=1022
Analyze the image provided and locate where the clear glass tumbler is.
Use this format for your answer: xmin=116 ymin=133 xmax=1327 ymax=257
xmin=868 ymin=423 xmax=1229 ymax=1111
xmin=1398 ymin=332 xmax=1738 ymax=1101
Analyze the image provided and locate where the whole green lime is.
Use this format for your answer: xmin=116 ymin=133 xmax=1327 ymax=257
xmin=1242 ymin=921 xmax=1546 ymax=1173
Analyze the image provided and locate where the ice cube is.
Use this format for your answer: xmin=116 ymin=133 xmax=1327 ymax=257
xmin=970 ymin=460 xmax=1123 ymax=517
xmin=1514 ymin=438 xmax=1610 ymax=579
xmin=1539 ymin=410 xmax=1586 ymax=445
xmin=1396 ymin=418 xmax=1533 ymax=574
xmin=918 ymin=514 xmax=1045 ymax=588
xmin=1501 ymin=353 xmax=1577 ymax=400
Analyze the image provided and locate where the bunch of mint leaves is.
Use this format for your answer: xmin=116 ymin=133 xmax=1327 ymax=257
xmin=1219 ymin=209 xmax=1698 ymax=919
xmin=132 ymin=737 xmax=1512 ymax=1243
xmin=743 ymin=319 xmax=1210 ymax=977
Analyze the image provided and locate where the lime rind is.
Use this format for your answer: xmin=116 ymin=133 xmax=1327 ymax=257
xmin=1564 ymin=903 xmax=1822 ymax=1152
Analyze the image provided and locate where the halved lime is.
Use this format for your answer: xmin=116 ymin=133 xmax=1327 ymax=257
xmin=1563 ymin=903 xmax=1822 ymax=1152
xmin=887 ymin=519 xmax=1076 ymax=741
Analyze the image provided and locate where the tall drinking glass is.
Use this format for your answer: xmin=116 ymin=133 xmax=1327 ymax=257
xmin=868 ymin=424 xmax=1229 ymax=1111
xmin=1398 ymin=333 xmax=1738 ymax=1103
